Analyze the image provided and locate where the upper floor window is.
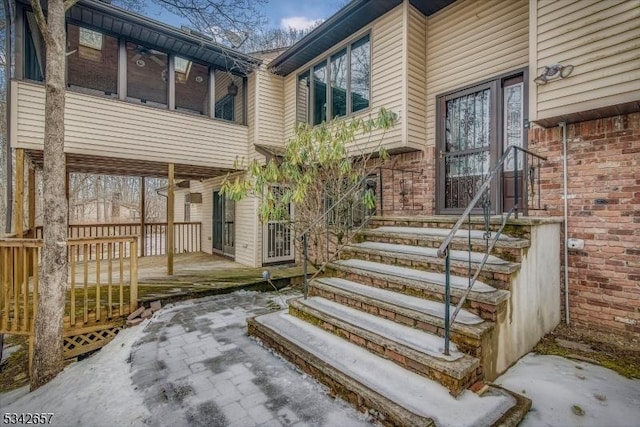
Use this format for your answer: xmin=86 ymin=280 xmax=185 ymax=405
xmin=126 ymin=42 xmax=168 ymax=107
xmin=67 ymin=24 xmax=118 ymax=96
xmin=175 ymin=56 xmax=210 ymax=115
xmin=297 ymin=34 xmax=371 ymax=125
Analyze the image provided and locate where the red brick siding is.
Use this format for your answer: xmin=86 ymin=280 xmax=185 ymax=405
xmin=528 ymin=112 xmax=640 ymax=336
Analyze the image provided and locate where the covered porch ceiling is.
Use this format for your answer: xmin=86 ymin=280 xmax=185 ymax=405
xmin=26 ymin=151 xmax=240 ymax=181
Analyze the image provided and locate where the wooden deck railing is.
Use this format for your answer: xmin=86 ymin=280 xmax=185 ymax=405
xmin=34 ymin=222 xmax=201 ymax=259
xmin=0 ymin=239 xmax=40 ymax=336
xmin=1 ymin=236 xmax=140 ymax=361
xmin=67 ymin=236 xmax=138 ymax=328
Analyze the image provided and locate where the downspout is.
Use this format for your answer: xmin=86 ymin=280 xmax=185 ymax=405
xmin=4 ymin=0 xmax=13 ymax=234
xmin=560 ymin=121 xmax=569 ymax=325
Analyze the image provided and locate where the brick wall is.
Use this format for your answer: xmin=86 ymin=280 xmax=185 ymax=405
xmin=374 ymin=149 xmax=436 ymax=216
xmin=528 ymin=112 xmax=640 ymax=336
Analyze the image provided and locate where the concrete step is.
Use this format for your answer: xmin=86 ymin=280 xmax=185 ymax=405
xmin=367 ymin=215 xmax=551 ymax=241
xmin=327 ymin=259 xmax=510 ymax=322
xmin=289 ymin=296 xmax=480 ymax=396
xmin=249 ymin=311 xmax=531 ymax=427
xmin=341 ymin=241 xmax=519 ymax=290
xmin=358 ymin=226 xmax=529 ymax=263
xmin=309 ymin=277 xmax=492 ymax=358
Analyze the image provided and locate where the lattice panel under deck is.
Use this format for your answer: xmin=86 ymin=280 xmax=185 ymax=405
xmin=63 ymin=325 xmax=120 ymax=359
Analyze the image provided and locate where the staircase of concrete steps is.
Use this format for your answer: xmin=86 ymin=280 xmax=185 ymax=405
xmin=249 ymin=216 xmax=540 ymax=427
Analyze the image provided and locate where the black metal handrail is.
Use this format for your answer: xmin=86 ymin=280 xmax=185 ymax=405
xmin=437 ymin=144 xmax=547 ymax=355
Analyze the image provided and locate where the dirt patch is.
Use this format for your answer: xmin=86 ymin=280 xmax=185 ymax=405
xmin=534 ymin=323 xmax=640 ymax=379
xmin=0 ymin=335 xmax=30 ymax=393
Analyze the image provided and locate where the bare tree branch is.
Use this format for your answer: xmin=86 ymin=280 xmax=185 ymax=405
xmin=64 ymin=0 xmax=81 ymax=11
xmin=29 ymin=0 xmax=53 ymax=46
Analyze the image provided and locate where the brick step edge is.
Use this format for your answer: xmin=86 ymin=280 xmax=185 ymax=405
xmin=356 ymin=232 xmax=527 ymax=263
xmin=289 ymin=299 xmax=481 ymax=397
xmin=309 ymin=280 xmax=492 ymax=356
xmin=326 ymin=262 xmax=510 ymax=322
xmin=248 ymin=317 xmax=436 ymax=427
xmin=341 ymin=245 xmax=520 ymax=277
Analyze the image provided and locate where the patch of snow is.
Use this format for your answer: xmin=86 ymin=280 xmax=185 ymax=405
xmin=319 ymin=277 xmax=484 ymax=325
xmin=257 ymin=311 xmax=515 ymax=427
xmin=336 ymin=259 xmax=497 ymax=293
xmin=302 ymin=296 xmax=465 ymax=361
xmin=496 ymin=353 xmax=640 ymax=427
xmin=373 ymin=226 xmax=519 ymax=241
xmin=2 ymin=326 xmax=150 ymax=427
xmin=1 ymin=344 xmax=20 ymax=364
xmin=353 ymin=241 xmax=509 ymax=265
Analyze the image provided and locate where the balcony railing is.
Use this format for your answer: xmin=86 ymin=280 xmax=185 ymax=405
xmin=34 ymin=222 xmax=201 ymax=260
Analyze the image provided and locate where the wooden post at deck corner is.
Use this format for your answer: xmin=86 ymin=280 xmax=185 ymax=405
xmin=167 ymin=164 xmax=174 ymax=275
xmin=140 ymin=177 xmax=146 ymax=257
xmin=14 ymin=149 xmax=24 ymax=237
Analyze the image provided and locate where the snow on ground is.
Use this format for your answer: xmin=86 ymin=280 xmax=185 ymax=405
xmin=496 ymin=353 xmax=640 ymax=427
xmin=1 ymin=326 xmax=150 ymax=427
xmin=2 ymin=290 xmax=639 ymax=427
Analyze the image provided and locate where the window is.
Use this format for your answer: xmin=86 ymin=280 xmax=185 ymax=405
xmin=24 ymin=12 xmax=44 ymax=81
xmin=184 ymin=195 xmax=191 ymax=222
xmin=215 ymin=95 xmax=235 ymax=121
xmin=503 ymin=79 xmax=524 ymax=172
xmin=67 ymin=24 xmax=118 ymax=95
xmin=331 ymin=49 xmax=347 ymax=119
xmin=297 ymin=34 xmax=371 ymax=125
xmin=175 ymin=56 xmax=209 ymax=115
xmin=312 ymin=62 xmax=327 ymax=125
xmin=214 ymin=72 xmax=243 ymax=124
xmin=350 ymin=35 xmax=371 ymax=113
xmin=126 ymin=42 xmax=168 ymax=106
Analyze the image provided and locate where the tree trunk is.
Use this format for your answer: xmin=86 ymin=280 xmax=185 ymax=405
xmin=30 ymin=0 xmax=68 ymax=390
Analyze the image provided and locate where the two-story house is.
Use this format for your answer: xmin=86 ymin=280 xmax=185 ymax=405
xmin=9 ymin=0 xmax=638 ymax=423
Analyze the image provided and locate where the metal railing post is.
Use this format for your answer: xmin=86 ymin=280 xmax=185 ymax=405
xmin=444 ymin=248 xmax=451 ymax=356
xmin=514 ymin=148 xmax=520 ymax=219
xmin=302 ymin=234 xmax=308 ymax=299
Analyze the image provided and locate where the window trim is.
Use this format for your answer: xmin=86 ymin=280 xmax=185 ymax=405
xmin=296 ymin=32 xmax=371 ymax=125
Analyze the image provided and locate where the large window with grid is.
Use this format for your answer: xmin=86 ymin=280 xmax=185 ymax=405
xmin=297 ymin=34 xmax=371 ymax=125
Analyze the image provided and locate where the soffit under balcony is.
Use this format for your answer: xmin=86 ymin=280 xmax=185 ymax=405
xmin=26 ymin=151 xmax=239 ymax=181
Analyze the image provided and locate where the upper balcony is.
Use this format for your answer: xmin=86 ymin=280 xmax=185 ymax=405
xmin=12 ymin=0 xmax=260 ymax=178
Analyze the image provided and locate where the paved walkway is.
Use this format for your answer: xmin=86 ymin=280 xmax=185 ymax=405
xmin=129 ymin=290 xmax=370 ymax=427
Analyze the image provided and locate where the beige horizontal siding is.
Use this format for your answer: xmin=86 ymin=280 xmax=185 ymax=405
xmin=405 ymin=4 xmax=427 ymax=145
xmin=12 ymin=80 xmax=249 ymax=169
xmin=425 ymin=0 xmax=529 ymax=149
xmin=255 ymin=64 xmax=285 ymax=147
xmin=533 ymin=0 xmax=640 ymax=121
xmin=282 ymin=4 xmax=408 ymax=153
xmin=185 ymin=175 xmax=261 ymax=267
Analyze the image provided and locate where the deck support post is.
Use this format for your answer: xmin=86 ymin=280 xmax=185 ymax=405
xmin=167 ymin=164 xmax=174 ymax=275
xmin=14 ymin=148 xmax=24 ymax=237
xmin=140 ymin=177 xmax=146 ymax=257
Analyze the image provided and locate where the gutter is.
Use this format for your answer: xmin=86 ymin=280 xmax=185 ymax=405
xmin=77 ymin=0 xmax=262 ymax=69
xmin=269 ymin=0 xmax=371 ymax=73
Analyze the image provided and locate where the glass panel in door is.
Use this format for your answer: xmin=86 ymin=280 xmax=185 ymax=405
xmin=213 ymin=191 xmax=235 ymax=257
xmin=441 ymin=87 xmax=493 ymax=211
